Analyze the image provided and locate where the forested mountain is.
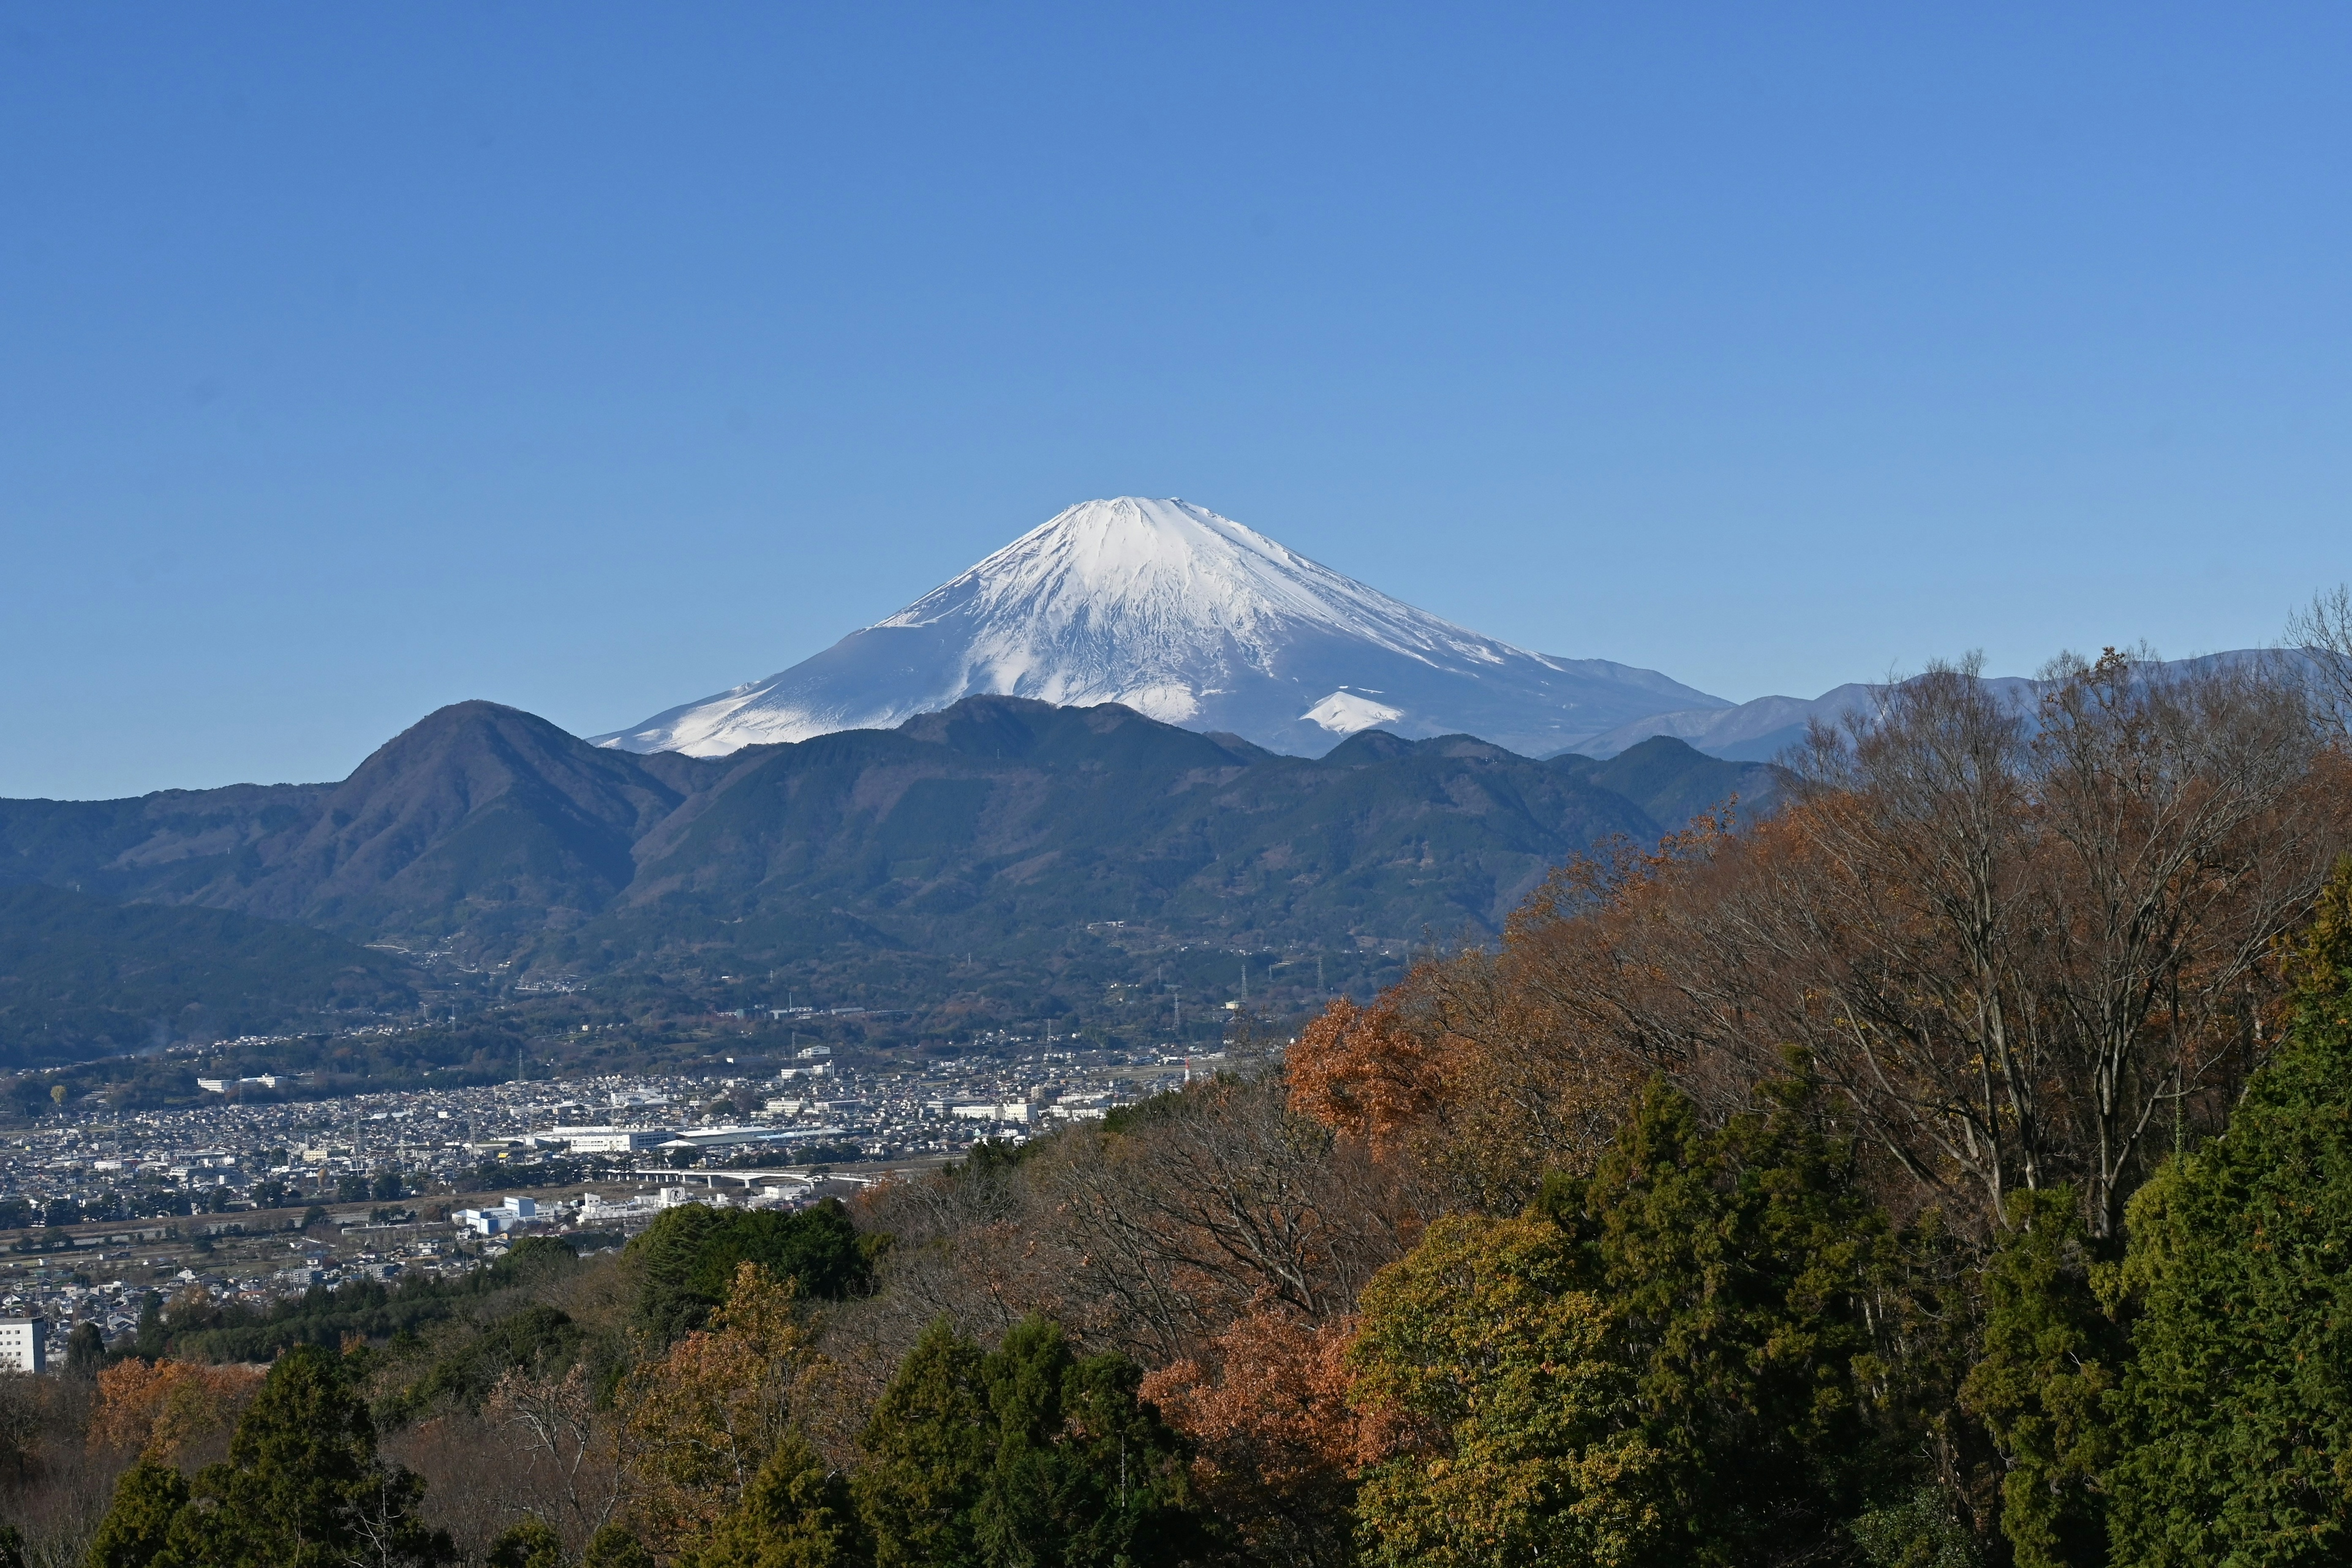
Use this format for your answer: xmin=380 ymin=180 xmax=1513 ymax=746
xmin=0 ymin=883 xmax=416 ymax=1068
xmin=1 ymin=696 xmax=1782 ymax=979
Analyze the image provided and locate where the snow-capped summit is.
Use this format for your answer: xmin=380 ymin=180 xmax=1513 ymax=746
xmin=596 ymin=497 xmax=1726 ymax=758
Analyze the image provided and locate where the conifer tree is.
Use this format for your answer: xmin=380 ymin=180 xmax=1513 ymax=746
xmin=685 ymin=1434 xmax=864 ymax=1568
xmin=1958 ymin=1188 xmax=2120 ymax=1568
xmin=86 ymin=1460 xmax=189 ymax=1568
xmin=2103 ymin=859 xmax=2352 ymax=1567
xmin=485 ymin=1517 xmax=566 ymax=1568
xmin=583 ymin=1525 xmax=657 ymax=1568
xmin=140 ymin=1342 xmax=451 ymax=1567
xmin=854 ymin=1321 xmax=990 ymax=1568
xmin=1351 ymin=1074 xmax=1940 ymax=1568
xmin=854 ymin=1316 xmax=1203 ymax=1568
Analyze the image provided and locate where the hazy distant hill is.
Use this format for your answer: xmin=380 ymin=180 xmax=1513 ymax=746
xmin=1 ymin=697 xmax=1783 ymax=979
xmin=0 ymin=883 xmax=416 ymax=1068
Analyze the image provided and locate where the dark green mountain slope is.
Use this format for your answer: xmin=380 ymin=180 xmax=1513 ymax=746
xmin=220 ymin=701 xmax=709 ymax=948
xmin=578 ymin=706 xmax=1661 ymax=965
xmin=0 ymin=698 xmax=1780 ymax=983
xmin=1549 ymin=734 xmax=1786 ymax=831
xmin=0 ymin=883 xmax=417 ymax=1068
xmin=0 ymin=782 xmax=330 ymax=902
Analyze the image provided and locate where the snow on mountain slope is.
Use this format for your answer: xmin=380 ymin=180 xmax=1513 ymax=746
xmin=595 ymin=497 xmax=1727 ymax=758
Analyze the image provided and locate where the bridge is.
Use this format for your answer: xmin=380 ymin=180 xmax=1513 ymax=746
xmin=619 ymin=1166 xmax=883 ymax=1189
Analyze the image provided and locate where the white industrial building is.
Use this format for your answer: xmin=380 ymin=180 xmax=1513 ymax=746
xmin=543 ymin=1126 xmax=671 ymax=1154
xmin=456 ymin=1196 xmax=538 ymax=1235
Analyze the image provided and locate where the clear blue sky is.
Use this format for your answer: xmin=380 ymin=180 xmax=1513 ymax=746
xmin=6 ymin=4 xmax=2349 ymax=798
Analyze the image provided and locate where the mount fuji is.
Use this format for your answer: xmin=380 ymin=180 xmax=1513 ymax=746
xmin=595 ymin=497 xmax=1728 ymax=758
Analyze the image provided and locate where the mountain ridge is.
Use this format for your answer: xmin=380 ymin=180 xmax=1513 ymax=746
xmin=3 ymin=697 xmax=1784 ymax=976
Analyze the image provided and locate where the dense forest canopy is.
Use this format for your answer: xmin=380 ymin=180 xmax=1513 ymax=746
xmin=9 ymin=650 xmax=2352 ymax=1568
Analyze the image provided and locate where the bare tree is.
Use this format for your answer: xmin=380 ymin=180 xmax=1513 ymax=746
xmin=1039 ymin=1074 xmax=1412 ymax=1362
xmin=1469 ymin=652 xmax=2349 ymax=1240
xmin=1708 ymin=652 xmax=2345 ymax=1235
xmin=2025 ymin=650 xmax=2332 ymax=1232
xmin=2287 ymin=584 xmax=2352 ymax=742
xmin=484 ymin=1365 xmax=627 ymax=1551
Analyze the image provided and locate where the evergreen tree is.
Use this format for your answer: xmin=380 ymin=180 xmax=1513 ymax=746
xmin=485 ymin=1517 xmax=566 ymax=1568
xmin=1958 ymin=1188 xmax=2120 ymax=1568
xmin=134 ymin=1293 xmax=165 ymax=1360
xmin=584 ymin=1524 xmax=658 ymax=1568
xmin=66 ymin=1321 xmax=105 ymax=1376
xmin=86 ymin=1460 xmax=190 ymax=1568
xmin=685 ymin=1434 xmax=865 ymax=1568
xmin=854 ymin=1320 xmax=993 ymax=1568
xmin=148 ymin=1342 xmax=452 ymax=1567
xmin=972 ymin=1318 xmax=1204 ymax=1567
xmin=1352 ymin=1074 xmax=1941 ymax=1568
xmin=1572 ymin=1075 xmax=1926 ymax=1562
xmin=855 ymin=1316 xmax=1203 ymax=1568
xmin=630 ymin=1202 xmax=873 ymax=1343
xmin=2103 ymin=860 xmax=2352 ymax=1567
xmin=1349 ymin=1213 xmax=1661 ymax=1568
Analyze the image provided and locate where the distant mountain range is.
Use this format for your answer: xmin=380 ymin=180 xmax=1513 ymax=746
xmin=1580 ymin=650 xmax=2302 ymax=761
xmin=0 ymin=699 xmax=1782 ymax=1044
xmin=596 ymin=497 xmax=1730 ymax=760
xmin=590 ymin=497 xmax=2307 ymax=767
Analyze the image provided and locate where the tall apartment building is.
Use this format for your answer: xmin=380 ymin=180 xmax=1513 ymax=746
xmin=0 ymin=1317 xmax=46 ymax=1374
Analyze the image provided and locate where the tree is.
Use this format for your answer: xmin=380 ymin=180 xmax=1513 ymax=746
xmin=134 ymin=1292 xmax=165 ymax=1359
xmin=584 ymin=1525 xmax=657 ymax=1568
xmin=629 ymin=1202 xmax=872 ymax=1342
xmin=1140 ymin=1305 xmax=1363 ymax=1568
xmin=2101 ymin=858 xmax=2352 ymax=1567
xmin=86 ymin=1460 xmax=190 ymax=1568
xmin=1349 ymin=1213 xmax=1662 ymax=1568
xmin=2286 ymin=584 xmax=2352 ymax=742
xmin=372 ymin=1166 xmax=404 ymax=1203
xmin=66 ymin=1321 xmax=105 ymax=1376
xmin=88 ymin=1357 xmax=265 ymax=1463
xmin=683 ymin=1435 xmax=864 ymax=1568
xmin=1958 ymin=1188 xmax=2121 ymax=1568
xmin=855 ymin=1316 xmax=1204 ymax=1568
xmin=1469 ymin=654 xmax=2346 ymax=1241
xmin=485 ymin=1517 xmax=566 ymax=1568
xmin=622 ymin=1263 xmax=826 ymax=1549
xmin=1349 ymin=1076 xmax=1942 ymax=1568
xmin=853 ymin=1319 xmax=990 ymax=1568
xmin=141 ymin=1341 xmax=452 ymax=1567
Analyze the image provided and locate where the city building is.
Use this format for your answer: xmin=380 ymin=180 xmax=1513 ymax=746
xmin=0 ymin=1317 xmax=44 ymax=1374
xmin=455 ymin=1196 xmax=538 ymax=1235
xmin=543 ymin=1126 xmax=671 ymax=1154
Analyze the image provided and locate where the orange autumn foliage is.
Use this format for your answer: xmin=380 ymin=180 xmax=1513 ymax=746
xmin=1141 ymin=1301 xmax=1396 ymax=1566
xmin=1142 ymin=1305 xmax=1365 ymax=1486
xmin=1286 ymin=997 xmax=1441 ymax=1157
xmin=88 ymin=1357 xmax=265 ymax=1464
xmin=1290 ymin=931 xmax=1645 ymax=1212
